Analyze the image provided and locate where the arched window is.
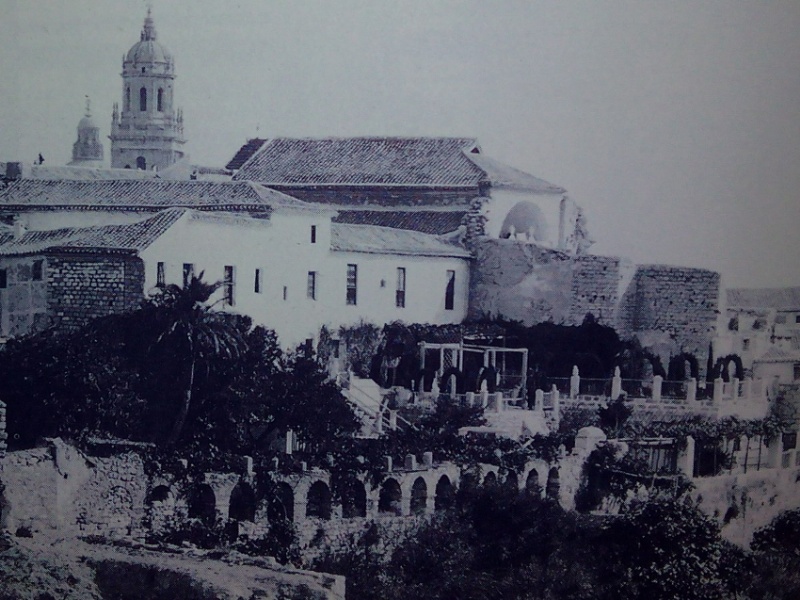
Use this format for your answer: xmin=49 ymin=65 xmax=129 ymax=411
xmin=188 ymin=484 xmax=217 ymax=525
xmin=267 ymin=482 xmax=294 ymax=523
xmin=228 ymin=482 xmax=256 ymax=522
xmin=341 ymin=478 xmax=367 ymax=518
xmin=410 ymin=477 xmax=427 ymax=515
xmin=139 ymin=87 xmax=147 ymax=111
xmin=546 ymin=467 xmax=560 ymax=501
xmin=525 ymin=469 xmax=541 ymax=497
xmin=157 ymin=88 xmax=164 ymax=112
xmin=378 ymin=478 xmax=403 ymax=516
xmin=136 ymin=156 xmax=146 ymax=171
xmin=434 ymin=475 xmax=454 ymax=511
xmin=306 ymin=481 xmax=332 ymax=520
xmin=125 ymin=87 xmax=130 ymax=111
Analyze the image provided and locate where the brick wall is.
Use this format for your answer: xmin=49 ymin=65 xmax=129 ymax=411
xmin=46 ymin=253 xmax=145 ymax=332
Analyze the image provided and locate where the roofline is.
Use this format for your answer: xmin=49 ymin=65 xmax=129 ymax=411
xmin=330 ymin=247 xmax=472 ymax=259
xmin=243 ymin=182 xmax=485 ymax=190
xmin=0 ymin=205 xmax=273 ymax=213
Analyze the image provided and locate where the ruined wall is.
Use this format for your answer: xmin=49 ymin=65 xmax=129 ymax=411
xmin=468 ymin=238 xmax=574 ymax=324
xmin=0 ymin=440 xmax=145 ymax=537
xmin=619 ymin=265 xmax=721 ymax=357
xmin=568 ymin=254 xmax=636 ymax=325
xmin=0 ymin=256 xmax=50 ymax=337
xmin=46 ymin=253 xmax=145 ymax=332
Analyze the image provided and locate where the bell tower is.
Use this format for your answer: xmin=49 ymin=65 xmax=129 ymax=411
xmin=110 ymin=9 xmax=185 ymax=170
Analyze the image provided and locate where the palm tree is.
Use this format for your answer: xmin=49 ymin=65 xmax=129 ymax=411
xmin=149 ymin=274 xmax=247 ymax=446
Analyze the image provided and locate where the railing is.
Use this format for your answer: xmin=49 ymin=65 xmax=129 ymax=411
xmin=621 ymin=379 xmax=651 ymax=398
xmin=579 ymin=378 xmax=609 ymax=397
xmin=661 ymin=380 xmax=686 ymax=399
xmin=547 ymin=378 xmax=571 ymax=396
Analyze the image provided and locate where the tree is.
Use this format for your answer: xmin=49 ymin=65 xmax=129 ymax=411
xmin=146 ymin=275 xmax=248 ymax=446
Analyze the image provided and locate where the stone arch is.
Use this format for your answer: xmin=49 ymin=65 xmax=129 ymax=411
xmin=545 ymin=467 xmax=560 ymax=501
xmin=435 ymin=475 xmax=455 ymax=511
xmin=136 ymin=156 xmax=146 ymax=171
xmin=499 ymin=201 xmax=548 ymax=241
xmin=482 ymin=471 xmax=497 ymax=487
xmin=306 ymin=481 xmax=332 ymax=520
xmin=713 ymin=355 xmax=744 ymax=382
xmin=525 ymin=469 xmax=541 ymax=497
xmin=267 ymin=482 xmax=294 ymax=523
xmin=188 ymin=484 xmax=217 ymax=525
xmin=378 ymin=478 xmax=403 ymax=516
xmin=340 ymin=478 xmax=367 ymax=519
xmin=410 ymin=477 xmax=427 ymax=515
xmin=504 ymin=470 xmax=519 ymax=493
xmin=228 ymin=481 xmax=256 ymax=522
xmin=139 ymin=86 xmax=147 ymax=111
xmin=668 ymin=352 xmax=699 ymax=381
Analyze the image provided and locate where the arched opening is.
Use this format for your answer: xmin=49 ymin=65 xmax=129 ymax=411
xmin=340 ymin=479 xmax=367 ymax=518
xmin=136 ymin=156 xmax=146 ymax=171
xmin=147 ymin=485 xmax=171 ymax=504
xmin=504 ymin=470 xmax=519 ymax=493
xmin=228 ymin=482 xmax=256 ymax=522
xmin=499 ymin=201 xmax=548 ymax=241
xmin=139 ymin=87 xmax=147 ymax=111
xmin=435 ymin=475 xmax=455 ymax=511
xmin=477 ymin=366 xmax=498 ymax=393
xmin=482 ymin=471 xmax=497 ymax=488
xmin=546 ymin=468 xmax=560 ymax=501
xmin=306 ymin=481 xmax=332 ymax=520
xmin=439 ymin=367 xmax=465 ymax=395
xmin=125 ymin=86 xmax=130 ymax=111
xmin=188 ymin=484 xmax=217 ymax=525
xmin=267 ymin=482 xmax=294 ymax=523
xmin=410 ymin=477 xmax=427 ymax=515
xmin=713 ymin=355 xmax=744 ymax=382
xmin=668 ymin=353 xmax=699 ymax=381
xmin=525 ymin=469 xmax=540 ymax=497
xmin=157 ymin=88 xmax=164 ymax=112
xmin=378 ymin=478 xmax=402 ymax=516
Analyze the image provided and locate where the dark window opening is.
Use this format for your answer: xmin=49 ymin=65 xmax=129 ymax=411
xmin=224 ymin=266 xmax=235 ymax=306
xmin=307 ymin=271 xmax=317 ymax=300
xmin=125 ymin=87 xmax=130 ymax=111
xmin=0 ymin=269 xmax=7 ymax=289
xmin=156 ymin=262 xmax=165 ymax=287
xmin=445 ymin=270 xmax=455 ymax=310
xmin=157 ymin=88 xmax=164 ymax=112
xmin=136 ymin=156 xmax=146 ymax=171
xmin=254 ymin=269 xmax=262 ymax=293
xmin=283 ymin=286 xmax=288 ymax=301
xmin=783 ymin=432 xmax=797 ymax=451
xmin=32 ymin=260 xmax=43 ymax=281
xmin=310 ymin=225 xmax=317 ymax=244
xmin=396 ymin=267 xmax=406 ymax=308
xmin=139 ymin=87 xmax=147 ymax=111
xmin=794 ymin=363 xmax=800 ymax=381
xmin=346 ymin=264 xmax=357 ymax=305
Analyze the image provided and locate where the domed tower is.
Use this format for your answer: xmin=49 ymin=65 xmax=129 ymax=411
xmin=68 ymin=97 xmax=105 ymax=167
xmin=109 ymin=9 xmax=185 ymax=170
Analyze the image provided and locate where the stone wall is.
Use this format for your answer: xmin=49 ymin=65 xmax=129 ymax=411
xmin=619 ymin=264 xmax=721 ymax=359
xmin=569 ymin=254 xmax=636 ymax=325
xmin=0 ymin=256 xmax=50 ymax=337
xmin=46 ymin=253 xmax=145 ymax=332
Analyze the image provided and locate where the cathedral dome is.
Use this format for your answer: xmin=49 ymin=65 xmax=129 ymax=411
xmin=124 ymin=10 xmax=172 ymax=65
xmin=78 ymin=114 xmax=98 ymax=130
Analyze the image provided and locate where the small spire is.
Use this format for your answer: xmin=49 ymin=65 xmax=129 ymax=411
xmin=85 ymin=95 xmax=91 ymax=117
xmin=141 ymin=6 xmax=156 ymax=41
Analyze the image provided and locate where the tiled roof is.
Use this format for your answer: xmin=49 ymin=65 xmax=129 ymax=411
xmin=465 ymin=153 xmax=565 ymax=194
xmin=727 ymin=287 xmax=800 ymax=311
xmin=333 ymin=209 xmax=467 ymax=235
xmin=29 ymin=165 xmax=157 ymax=181
xmin=0 ymin=179 xmax=315 ymax=213
xmin=232 ymin=137 xmax=485 ymax=187
xmin=330 ymin=223 xmax=471 ymax=258
xmin=753 ymin=345 xmax=800 ymax=364
xmin=225 ymin=138 xmax=268 ymax=170
xmin=0 ymin=208 xmax=187 ymax=256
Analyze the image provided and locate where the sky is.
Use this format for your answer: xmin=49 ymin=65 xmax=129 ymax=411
xmin=0 ymin=0 xmax=798 ymax=289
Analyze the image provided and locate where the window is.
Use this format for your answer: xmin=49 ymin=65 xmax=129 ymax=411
xmin=182 ymin=263 xmax=194 ymax=287
xmin=224 ymin=266 xmax=235 ymax=306
xmin=283 ymin=286 xmax=288 ymax=301
xmin=136 ymin=156 xmax=147 ymax=171
xmin=742 ymin=339 xmax=750 ymax=351
xmin=794 ymin=363 xmax=800 ymax=381
xmin=125 ymin=87 xmax=130 ymax=111
xmin=310 ymin=225 xmax=317 ymax=244
xmin=445 ymin=270 xmax=455 ymax=311
xmin=157 ymin=88 xmax=164 ymax=112
xmin=795 ymin=315 xmax=800 ymax=324
xmin=346 ymin=264 xmax=357 ymax=305
xmin=156 ymin=262 xmax=165 ymax=287
xmin=783 ymin=432 xmax=797 ymax=451
xmin=32 ymin=260 xmax=43 ymax=281
xmin=0 ymin=269 xmax=6 ymax=289
xmin=139 ymin=87 xmax=147 ymax=111
xmin=254 ymin=269 xmax=262 ymax=293
xmin=396 ymin=267 xmax=406 ymax=308
xmin=307 ymin=271 xmax=317 ymax=300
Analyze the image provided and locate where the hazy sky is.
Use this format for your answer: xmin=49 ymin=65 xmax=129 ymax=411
xmin=1 ymin=1 xmax=798 ymax=288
